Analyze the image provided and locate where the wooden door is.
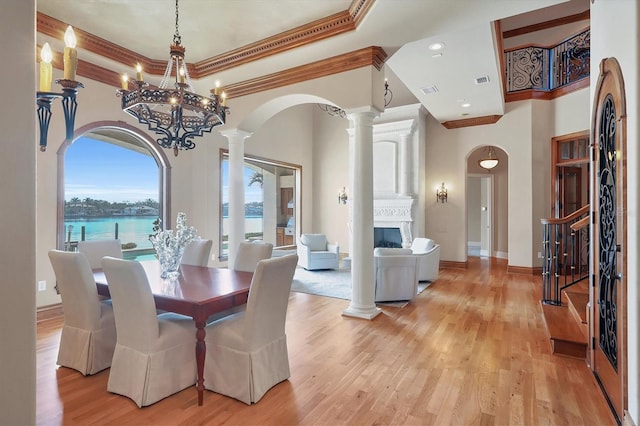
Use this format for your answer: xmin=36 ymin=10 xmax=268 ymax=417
xmin=560 ymin=166 xmax=582 ymax=217
xmin=591 ymin=57 xmax=627 ymax=423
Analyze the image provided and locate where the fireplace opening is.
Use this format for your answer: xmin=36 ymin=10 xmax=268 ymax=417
xmin=374 ymin=227 xmax=402 ymax=248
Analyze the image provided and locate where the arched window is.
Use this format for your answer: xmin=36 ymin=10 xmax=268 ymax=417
xmin=58 ymin=122 xmax=171 ymax=260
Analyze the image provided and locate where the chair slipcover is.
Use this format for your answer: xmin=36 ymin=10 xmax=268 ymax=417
xmin=77 ymin=239 xmax=123 ymax=270
xmin=48 ymin=250 xmax=117 ymax=375
xmin=233 ymin=241 xmax=274 ymax=272
xmin=373 ymin=247 xmax=419 ymax=302
xmin=204 ymin=254 xmax=298 ymax=404
xmin=296 ymin=233 xmax=339 ymax=270
xmin=182 ymin=239 xmax=213 ymax=266
xmin=101 ymin=257 xmax=197 ymax=407
xmin=410 ymin=237 xmax=441 ymax=282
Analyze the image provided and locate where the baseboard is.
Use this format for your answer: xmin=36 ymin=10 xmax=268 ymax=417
xmin=467 ymin=241 xmax=480 ymax=248
xmin=507 ymin=265 xmax=542 ymax=275
xmin=494 ymin=251 xmax=508 ymax=259
xmin=37 ymin=303 xmax=63 ymax=322
xmin=440 ymin=260 xmax=468 ymax=269
xmin=624 ymin=410 xmax=636 ymax=426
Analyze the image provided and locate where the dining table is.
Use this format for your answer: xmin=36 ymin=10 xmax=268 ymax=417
xmin=93 ymin=260 xmax=253 ymax=406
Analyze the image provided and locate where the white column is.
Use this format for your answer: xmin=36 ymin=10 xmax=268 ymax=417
xmin=343 ymin=108 xmax=382 ymax=320
xmin=220 ymin=129 xmax=252 ymax=267
xmin=398 ymin=132 xmax=413 ymax=196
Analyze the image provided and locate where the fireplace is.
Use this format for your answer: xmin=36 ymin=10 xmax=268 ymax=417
xmin=374 ymin=227 xmax=402 ymax=248
xmin=373 ymin=198 xmax=415 ymax=248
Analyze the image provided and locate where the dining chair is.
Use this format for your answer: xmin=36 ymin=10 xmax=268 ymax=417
xmin=48 ymin=250 xmax=117 ymax=375
xmin=233 ymin=241 xmax=274 ymax=272
xmin=181 ymin=238 xmax=213 ymax=266
xmin=77 ymin=239 xmax=123 ymax=270
xmin=101 ymin=256 xmax=197 ymax=407
xmin=204 ymin=253 xmax=298 ymax=404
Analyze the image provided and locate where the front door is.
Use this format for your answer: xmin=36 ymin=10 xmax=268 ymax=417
xmin=592 ymin=57 xmax=627 ymax=423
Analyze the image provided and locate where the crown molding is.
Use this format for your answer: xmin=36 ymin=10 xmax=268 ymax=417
xmin=224 ymin=46 xmax=387 ymax=99
xmin=37 ymin=0 xmax=377 ymax=79
xmin=441 ymin=115 xmax=502 ymax=129
xmin=502 ymin=9 xmax=589 ymax=39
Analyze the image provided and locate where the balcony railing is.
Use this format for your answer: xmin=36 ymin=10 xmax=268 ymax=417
xmin=506 ymin=28 xmax=590 ymax=93
xmin=540 ymin=204 xmax=590 ymax=305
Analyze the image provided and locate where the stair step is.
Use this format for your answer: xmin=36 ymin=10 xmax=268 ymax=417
xmin=566 ymin=291 xmax=589 ymax=324
xmin=541 ymin=302 xmax=588 ymax=358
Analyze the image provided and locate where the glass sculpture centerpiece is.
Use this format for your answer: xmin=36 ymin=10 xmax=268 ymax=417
xmin=149 ymin=212 xmax=198 ymax=279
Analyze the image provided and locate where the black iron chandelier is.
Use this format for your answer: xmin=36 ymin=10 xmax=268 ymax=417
xmin=117 ymin=0 xmax=228 ymax=156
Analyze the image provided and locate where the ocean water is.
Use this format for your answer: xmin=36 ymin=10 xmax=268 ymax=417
xmin=64 ymin=216 xmax=264 ymax=249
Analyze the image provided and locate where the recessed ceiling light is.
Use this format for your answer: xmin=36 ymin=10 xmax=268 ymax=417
xmin=431 ymin=52 xmax=443 ymax=58
xmin=461 ymin=103 xmax=471 ymax=108
xmin=428 ymin=42 xmax=445 ymax=51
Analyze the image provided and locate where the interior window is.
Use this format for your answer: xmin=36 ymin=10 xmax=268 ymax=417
xmin=220 ymin=150 xmax=299 ymax=260
xmin=61 ymin=128 xmax=167 ymax=260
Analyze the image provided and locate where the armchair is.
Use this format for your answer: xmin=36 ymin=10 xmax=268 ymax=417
xmin=410 ymin=238 xmax=441 ymax=282
xmin=374 ymin=248 xmax=419 ymax=302
xmin=297 ymin=233 xmax=339 ymax=270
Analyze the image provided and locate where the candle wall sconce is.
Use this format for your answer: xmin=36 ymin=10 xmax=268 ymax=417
xmin=338 ymin=187 xmax=348 ymax=205
xmin=36 ymin=26 xmax=83 ymax=151
xmin=436 ymin=182 xmax=448 ymax=203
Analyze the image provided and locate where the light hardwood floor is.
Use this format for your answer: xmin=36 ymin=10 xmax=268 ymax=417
xmin=36 ymin=257 xmax=615 ymax=425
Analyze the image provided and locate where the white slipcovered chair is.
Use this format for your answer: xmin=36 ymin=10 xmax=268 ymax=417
xmin=373 ymin=247 xmax=419 ymax=302
xmin=48 ymin=250 xmax=117 ymax=375
xmin=410 ymin=237 xmax=441 ymax=282
xmin=77 ymin=239 xmax=123 ymax=269
xmin=233 ymin=241 xmax=274 ymax=272
xmin=204 ymin=254 xmax=298 ymax=404
xmin=296 ymin=233 xmax=339 ymax=270
xmin=182 ymin=238 xmax=213 ymax=266
xmin=101 ymin=257 xmax=197 ymax=407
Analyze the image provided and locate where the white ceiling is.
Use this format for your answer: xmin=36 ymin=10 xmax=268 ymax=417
xmin=37 ymin=0 xmax=588 ymax=123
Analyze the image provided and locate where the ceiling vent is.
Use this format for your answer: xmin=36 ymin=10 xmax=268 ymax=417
xmin=474 ymin=76 xmax=490 ymax=85
xmin=420 ymin=85 xmax=439 ymax=95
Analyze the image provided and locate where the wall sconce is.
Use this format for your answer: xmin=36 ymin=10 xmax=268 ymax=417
xmin=338 ymin=187 xmax=348 ymax=205
xmin=36 ymin=26 xmax=83 ymax=152
xmin=436 ymin=182 xmax=448 ymax=203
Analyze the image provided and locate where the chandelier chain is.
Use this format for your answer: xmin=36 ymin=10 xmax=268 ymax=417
xmin=173 ymin=0 xmax=181 ymax=45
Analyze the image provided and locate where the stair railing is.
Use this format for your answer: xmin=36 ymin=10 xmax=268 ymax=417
xmin=540 ymin=204 xmax=590 ymax=305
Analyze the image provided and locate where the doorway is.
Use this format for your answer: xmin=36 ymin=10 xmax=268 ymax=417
xmin=467 ymin=174 xmax=492 ymax=257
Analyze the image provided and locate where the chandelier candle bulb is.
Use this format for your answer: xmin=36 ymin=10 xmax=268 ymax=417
xmin=214 ymin=80 xmax=221 ymax=96
xmin=179 ymin=66 xmax=185 ymax=84
xmin=39 ymin=43 xmax=53 ymax=92
xmin=135 ymin=63 xmax=143 ymax=81
xmin=63 ymin=26 xmax=77 ymax=81
xmin=121 ymin=74 xmax=129 ymax=90
xmin=221 ymin=92 xmax=227 ymax=106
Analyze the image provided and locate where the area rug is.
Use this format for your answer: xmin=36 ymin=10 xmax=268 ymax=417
xmin=291 ymin=267 xmax=430 ymax=307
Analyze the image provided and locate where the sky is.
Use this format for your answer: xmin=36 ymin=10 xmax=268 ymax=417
xmin=66 ymin=136 xmax=264 ymax=204
xmin=65 ymin=136 xmax=158 ymax=203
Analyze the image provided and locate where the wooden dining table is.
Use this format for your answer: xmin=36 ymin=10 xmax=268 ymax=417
xmin=93 ymin=260 xmax=253 ymax=406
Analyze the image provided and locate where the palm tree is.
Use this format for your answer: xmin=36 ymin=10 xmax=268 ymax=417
xmin=248 ymin=172 xmax=263 ymax=188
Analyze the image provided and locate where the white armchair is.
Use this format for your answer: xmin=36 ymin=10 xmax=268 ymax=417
xmin=374 ymin=247 xmax=419 ymax=302
xmin=296 ymin=233 xmax=339 ymax=270
xmin=410 ymin=238 xmax=441 ymax=282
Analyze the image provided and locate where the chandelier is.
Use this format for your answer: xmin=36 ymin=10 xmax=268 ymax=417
xmin=117 ymin=0 xmax=228 ymax=156
xmin=479 ymin=146 xmax=499 ymax=170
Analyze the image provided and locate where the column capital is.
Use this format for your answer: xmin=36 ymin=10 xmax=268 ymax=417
xmin=345 ymin=106 xmax=382 ymax=127
xmin=220 ymin=128 xmax=253 ymax=143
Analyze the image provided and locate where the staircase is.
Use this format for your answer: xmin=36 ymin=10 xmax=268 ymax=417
xmin=540 ymin=205 xmax=590 ymax=359
xmin=541 ymin=280 xmax=589 ymax=358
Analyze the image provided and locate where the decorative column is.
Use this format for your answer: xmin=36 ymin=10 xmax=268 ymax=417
xmin=398 ymin=131 xmax=413 ymax=196
xmin=220 ymin=129 xmax=252 ymax=267
xmin=343 ymin=108 xmax=382 ymax=320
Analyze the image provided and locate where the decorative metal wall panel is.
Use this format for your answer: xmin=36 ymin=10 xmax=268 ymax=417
xmin=505 ymin=47 xmax=548 ymax=92
xmin=598 ymin=94 xmax=618 ymax=370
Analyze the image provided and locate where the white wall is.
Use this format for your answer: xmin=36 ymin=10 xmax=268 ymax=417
xmin=591 ymin=0 xmax=639 ymax=422
xmin=0 ymin=1 xmax=36 ymax=423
